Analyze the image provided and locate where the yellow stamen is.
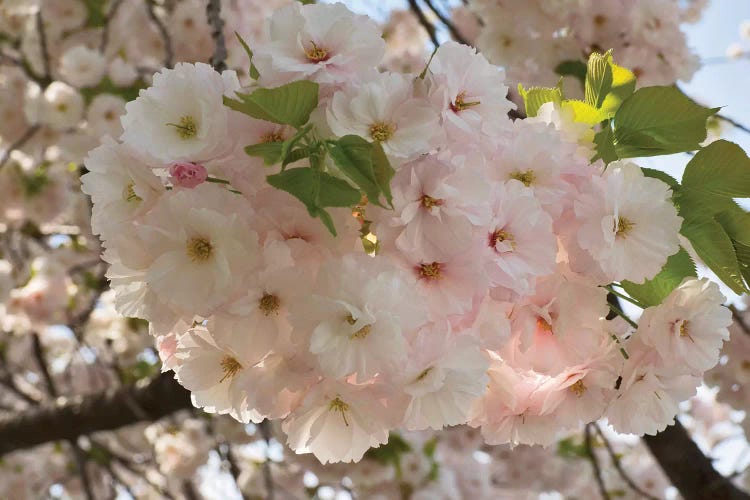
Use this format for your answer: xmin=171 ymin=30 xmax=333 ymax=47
xmin=570 ymin=379 xmax=587 ymax=397
xmin=219 ymin=356 xmax=242 ymax=383
xmin=329 ymin=396 xmax=350 ymax=426
xmin=259 ymin=293 xmax=281 ymax=316
xmin=537 ymin=317 xmax=553 ymax=333
xmin=418 ymin=262 xmax=442 ymax=280
xmin=123 ymin=182 xmax=141 ymax=203
xmin=305 ymin=41 xmax=329 ymax=63
xmin=510 ymin=170 xmax=536 ymax=187
xmin=420 ymin=194 xmax=443 ymax=209
xmin=614 ymin=216 xmax=635 ymax=237
xmin=350 ymin=324 xmax=371 ymax=340
xmin=416 ymin=367 xmax=433 ymax=382
xmin=186 ymin=237 xmax=213 ymax=262
xmin=450 ymin=91 xmax=481 ymax=112
xmin=679 ymin=320 xmax=690 ymax=337
xmin=369 ymin=122 xmax=395 ymax=142
xmin=489 ymin=229 xmax=515 ymax=251
xmin=167 ymin=115 xmax=197 ymax=139
xmin=260 ymin=132 xmax=284 ymax=143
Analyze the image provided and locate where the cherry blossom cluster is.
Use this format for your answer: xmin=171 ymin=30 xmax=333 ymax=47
xmin=454 ymin=0 xmax=707 ymax=91
xmin=81 ymin=1 xmax=736 ymax=465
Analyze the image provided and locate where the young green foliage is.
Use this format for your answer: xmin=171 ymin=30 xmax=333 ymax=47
xmin=593 ymin=86 xmax=719 ymax=163
xmin=621 ymin=248 xmax=697 ymax=307
xmin=224 ymin=80 xmax=319 ymax=128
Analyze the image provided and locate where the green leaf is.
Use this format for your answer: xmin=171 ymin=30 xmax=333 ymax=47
xmin=327 ymin=136 xmax=384 ymax=207
xmin=518 ymin=84 xmax=562 ymax=117
xmin=585 ymin=51 xmax=613 ymax=109
xmin=365 ymin=433 xmax=412 ymax=466
xmin=716 ymin=206 xmax=750 ymax=247
xmin=555 ymin=60 xmax=587 ymax=86
xmin=682 ymin=140 xmax=750 ymax=198
xmin=266 ymin=167 xmax=358 ymax=236
xmin=609 ymin=86 xmax=719 ymax=159
xmin=282 ymin=147 xmax=311 ymax=167
xmin=223 ymin=80 xmax=319 ymax=128
xmin=371 ymin=142 xmax=395 ymax=208
xmin=235 ymin=31 xmax=260 ymax=80
xmin=621 ymin=248 xmax=696 ymax=307
xmin=592 ymin=122 xmax=618 ymax=164
xmin=317 ymin=174 xmax=361 ymax=207
xmin=642 ymin=168 xmax=680 ymax=191
xmin=556 ymin=437 xmax=589 ymax=459
xmin=266 ymin=168 xmax=319 ymax=216
xmin=280 ymin=124 xmax=313 ymax=162
xmin=561 ymin=99 xmax=607 ymax=125
xmin=735 ymin=240 xmax=750 ymax=285
xmin=244 ymin=142 xmax=283 ymax=165
xmin=681 ymin=217 xmax=748 ymax=294
xmin=599 ymin=61 xmax=636 ymax=117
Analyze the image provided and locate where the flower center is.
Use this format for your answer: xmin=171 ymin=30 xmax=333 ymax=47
xmin=416 ymin=367 xmax=433 ymax=381
xmin=450 ymin=91 xmax=481 ymax=112
xmin=569 ymin=379 xmax=587 ymax=397
xmin=56 ymin=103 xmax=69 ymax=113
xmin=420 ymin=194 xmax=443 ymax=209
xmin=418 ymin=262 xmax=442 ymax=280
xmin=219 ymin=356 xmax=242 ymax=383
xmin=329 ymin=396 xmax=350 ymax=426
xmin=489 ymin=229 xmax=515 ymax=251
xmin=305 ymin=41 xmax=330 ymax=63
xmin=167 ymin=115 xmax=198 ymax=139
xmin=510 ymin=170 xmax=536 ymax=187
xmin=536 ymin=317 xmax=553 ymax=333
xmin=259 ymin=293 xmax=281 ymax=316
xmin=614 ymin=216 xmax=635 ymax=237
xmin=369 ymin=122 xmax=395 ymax=142
xmin=261 ymin=132 xmax=284 ymax=143
xmin=345 ymin=314 xmax=371 ymax=339
xmin=123 ymin=182 xmax=141 ymax=203
xmin=679 ymin=320 xmax=690 ymax=337
xmin=186 ymin=237 xmax=213 ymax=262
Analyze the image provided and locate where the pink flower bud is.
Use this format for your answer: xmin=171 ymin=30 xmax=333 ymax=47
xmin=168 ymin=162 xmax=208 ymax=188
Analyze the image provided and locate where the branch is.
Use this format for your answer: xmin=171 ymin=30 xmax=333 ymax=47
xmin=730 ymin=304 xmax=750 ymax=335
xmin=35 ymin=10 xmax=51 ymax=80
xmin=100 ymin=0 xmax=126 ymax=52
xmin=31 ymin=332 xmax=57 ymax=398
xmin=584 ymin=423 xmax=612 ymax=500
xmin=145 ymin=0 xmax=174 ymax=69
xmin=717 ymin=114 xmax=750 ymax=136
xmin=643 ymin=419 xmax=750 ymax=500
xmin=0 ymin=372 xmax=191 ymax=456
xmin=594 ymin=423 xmax=659 ymax=500
xmin=422 ymin=0 xmax=469 ymax=45
xmin=259 ymin=420 xmax=275 ymax=500
xmin=0 ymin=125 xmax=41 ymax=171
xmin=205 ymin=0 xmax=227 ymax=73
xmin=406 ymin=0 xmax=440 ymax=48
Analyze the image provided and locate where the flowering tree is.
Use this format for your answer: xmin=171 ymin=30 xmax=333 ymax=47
xmin=1 ymin=1 xmax=750 ymax=499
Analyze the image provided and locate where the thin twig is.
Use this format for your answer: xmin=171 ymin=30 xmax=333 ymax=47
xmin=717 ymin=114 xmax=750 ymax=136
xmin=100 ymin=0 xmax=126 ymax=52
xmin=585 ymin=424 xmax=612 ymax=500
xmin=205 ymin=0 xmax=227 ymax=72
xmin=31 ymin=332 xmax=57 ymax=398
xmin=259 ymin=420 xmax=276 ymax=500
xmin=406 ymin=0 xmax=440 ymax=48
xmin=0 ymin=125 xmax=41 ymax=171
xmin=70 ymin=441 xmax=96 ymax=500
xmin=730 ymin=304 xmax=750 ymax=336
xmin=594 ymin=424 xmax=660 ymax=500
xmin=35 ymin=10 xmax=51 ymax=80
xmin=145 ymin=0 xmax=174 ymax=69
xmin=422 ymin=0 xmax=469 ymax=45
